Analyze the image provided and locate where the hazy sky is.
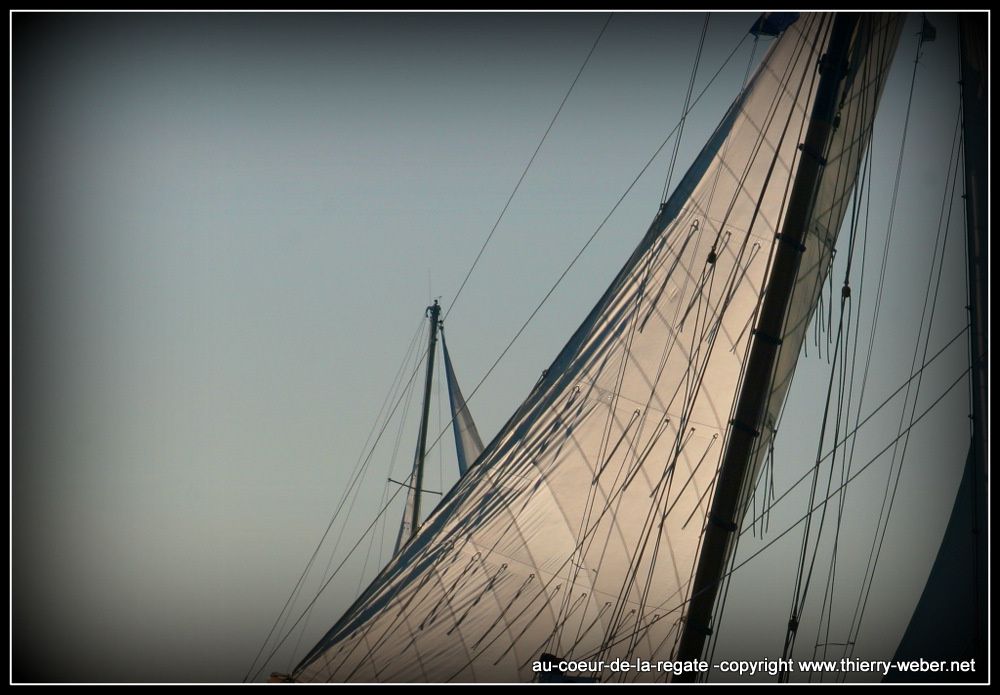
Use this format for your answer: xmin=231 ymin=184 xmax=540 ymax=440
xmin=13 ymin=11 xmax=976 ymax=683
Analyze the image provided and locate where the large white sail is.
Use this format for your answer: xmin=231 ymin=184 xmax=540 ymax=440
xmin=293 ymin=13 xmax=903 ymax=683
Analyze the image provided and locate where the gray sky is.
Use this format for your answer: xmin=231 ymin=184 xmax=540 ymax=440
xmin=13 ymin=11 xmax=975 ymax=683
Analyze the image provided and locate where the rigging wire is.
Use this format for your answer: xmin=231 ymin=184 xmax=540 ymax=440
xmin=736 ymin=370 xmax=972 ymax=632
xmin=444 ymin=12 xmax=614 ymax=322
xmin=660 ymin=13 xmax=710 ymax=205
xmin=813 ymin=135 xmax=874 ymax=672
xmin=739 ymin=323 xmax=969 ymax=535
xmin=242 ymin=314 xmax=425 ymax=682
xmin=834 ymin=31 xmax=922 ymax=493
xmin=248 ymin=482 xmax=409 ymax=683
xmin=287 ymin=325 xmax=427 ymax=668
xmin=777 ymin=20 xmax=886 ymax=667
xmin=830 ymin=29 xmax=923 ymax=608
xmin=437 ymin=339 xmax=445 ymax=495
xmin=957 ymin=43 xmax=984 ymax=653
xmin=842 ymin=104 xmax=965 ymax=666
xmin=258 ymin=311 xmax=434 ymax=678
xmin=254 ymin=17 xmax=614 ymax=670
xmin=357 ymin=480 xmax=392 ymax=596
xmin=814 ymin=88 xmax=883 ymax=668
xmin=827 ymin=96 xmax=961 ymax=672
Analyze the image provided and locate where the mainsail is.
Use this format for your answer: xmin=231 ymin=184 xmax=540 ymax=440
xmin=292 ymin=13 xmax=903 ymax=682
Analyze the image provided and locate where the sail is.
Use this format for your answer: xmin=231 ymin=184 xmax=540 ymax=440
xmin=392 ymin=469 xmax=418 ymax=556
xmin=293 ymin=14 xmax=903 ymax=683
xmin=886 ymin=444 xmax=987 ymax=681
xmin=441 ymin=330 xmax=485 ymax=476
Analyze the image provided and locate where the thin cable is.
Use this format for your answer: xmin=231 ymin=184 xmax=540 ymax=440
xmin=660 ymin=13 xmax=710 ymax=205
xmin=248 ymin=483 xmax=407 ymax=683
xmin=740 ymin=324 xmax=968 ymax=535
xmin=242 ymin=315 xmax=425 ymax=682
xmin=780 ymin=24 xmax=887 ymax=664
xmin=814 ymin=105 xmax=877 ymax=669
xmin=445 ymin=13 xmax=614 ymax=322
xmin=286 ymin=325 xmax=427 ymax=669
xmin=845 ymin=110 xmax=964 ymax=662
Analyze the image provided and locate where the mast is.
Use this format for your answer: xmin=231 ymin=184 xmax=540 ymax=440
xmin=958 ymin=13 xmax=987 ymax=525
xmin=410 ymin=299 xmax=442 ymax=539
xmin=393 ymin=299 xmax=442 ymax=553
xmin=675 ymin=13 xmax=860 ymax=671
xmin=957 ymin=14 xmax=987 ymax=670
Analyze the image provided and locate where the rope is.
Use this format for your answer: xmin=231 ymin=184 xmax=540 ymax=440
xmin=842 ymin=102 xmax=964 ymax=665
xmin=740 ymin=324 xmax=969 ymax=535
xmin=779 ymin=21 xmax=885 ymax=667
xmin=576 ymin=363 xmax=970 ymax=663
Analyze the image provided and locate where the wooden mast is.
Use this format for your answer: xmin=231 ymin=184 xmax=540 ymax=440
xmin=674 ymin=13 xmax=861 ymax=675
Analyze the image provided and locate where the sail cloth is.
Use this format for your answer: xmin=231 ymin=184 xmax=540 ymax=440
xmin=392 ymin=464 xmax=419 ymax=556
xmin=441 ymin=331 xmax=485 ymax=476
xmin=294 ymin=14 xmax=903 ymax=683
xmin=886 ymin=444 xmax=987 ymax=681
